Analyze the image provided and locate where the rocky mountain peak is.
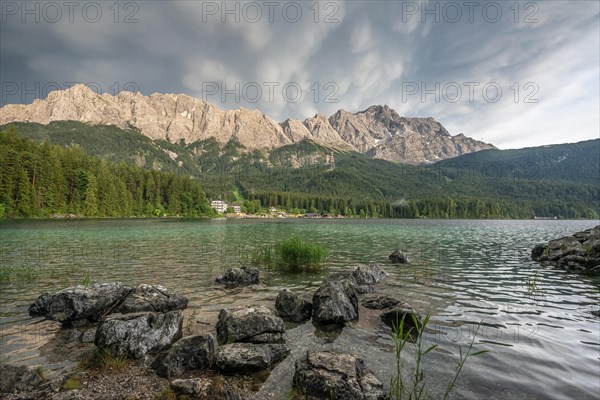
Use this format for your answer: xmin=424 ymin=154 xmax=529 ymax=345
xmin=0 ymin=85 xmax=495 ymax=163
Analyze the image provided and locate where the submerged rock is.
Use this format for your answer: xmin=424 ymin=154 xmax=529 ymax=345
xmin=531 ymin=225 xmax=600 ymax=274
xmin=352 ymin=264 xmax=389 ymax=285
xmin=293 ymin=351 xmax=386 ymax=400
xmin=28 ymin=282 xmax=130 ymax=325
xmin=361 ymin=295 xmax=401 ymax=310
xmin=152 ymin=334 xmax=216 ymax=377
xmin=216 ymin=306 xmax=285 ymax=345
xmin=380 ymin=305 xmax=422 ymax=331
xmin=215 ymin=266 xmax=259 ymax=286
xmin=312 ymin=280 xmax=358 ymax=326
xmin=95 ymin=311 xmax=183 ymax=358
xmin=389 ymin=250 xmax=409 ymax=264
xmin=114 ymin=284 xmax=188 ymax=314
xmin=275 ymin=289 xmax=313 ymax=322
xmin=215 ymin=343 xmax=290 ymax=373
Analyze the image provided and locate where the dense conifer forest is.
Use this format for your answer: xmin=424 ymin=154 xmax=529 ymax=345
xmin=1 ymin=123 xmax=598 ymax=219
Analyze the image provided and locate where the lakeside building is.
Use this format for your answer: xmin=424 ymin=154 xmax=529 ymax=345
xmin=211 ymin=200 xmax=241 ymax=214
xmin=210 ymin=200 xmax=227 ymax=213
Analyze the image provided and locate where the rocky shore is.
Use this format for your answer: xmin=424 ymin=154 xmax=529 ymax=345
xmin=531 ymin=225 xmax=600 ymax=274
xmin=1 ymin=254 xmax=422 ymax=399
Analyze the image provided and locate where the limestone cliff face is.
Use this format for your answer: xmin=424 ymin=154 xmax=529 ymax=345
xmin=329 ymin=105 xmax=495 ymax=163
xmin=0 ymin=85 xmax=495 ymax=163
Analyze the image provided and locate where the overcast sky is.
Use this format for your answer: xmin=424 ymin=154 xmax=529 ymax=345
xmin=1 ymin=0 xmax=598 ymax=149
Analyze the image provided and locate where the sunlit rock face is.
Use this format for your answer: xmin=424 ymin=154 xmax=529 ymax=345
xmin=1 ymin=85 xmax=495 ymax=163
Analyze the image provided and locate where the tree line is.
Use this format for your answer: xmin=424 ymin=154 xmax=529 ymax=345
xmin=1 ymin=125 xmax=597 ymax=220
xmin=0 ymin=127 xmax=214 ymax=218
xmin=245 ymin=191 xmax=597 ymax=219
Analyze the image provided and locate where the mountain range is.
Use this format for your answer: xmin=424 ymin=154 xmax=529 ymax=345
xmin=0 ymin=84 xmax=494 ymax=164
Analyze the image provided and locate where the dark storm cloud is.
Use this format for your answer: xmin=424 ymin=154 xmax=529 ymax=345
xmin=1 ymin=0 xmax=598 ymax=148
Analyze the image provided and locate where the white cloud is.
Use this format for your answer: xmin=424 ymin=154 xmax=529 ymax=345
xmin=1 ymin=0 xmax=598 ymax=148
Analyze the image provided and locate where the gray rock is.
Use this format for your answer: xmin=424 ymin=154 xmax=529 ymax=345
xmin=215 ymin=266 xmax=259 ymax=286
xmin=95 ymin=311 xmax=183 ymax=358
xmin=380 ymin=305 xmax=422 ymax=332
xmin=171 ymin=378 xmax=211 ymax=396
xmin=546 ymin=237 xmax=585 ymax=260
xmin=215 ymin=343 xmax=290 ymax=373
xmin=591 ymin=310 xmax=600 ymax=318
xmin=325 ymin=265 xmax=384 ymax=296
xmin=389 ymin=250 xmax=409 ymax=264
xmin=293 ymin=351 xmax=386 ymax=400
xmin=216 ymin=306 xmax=285 ymax=345
xmin=114 ymin=284 xmax=188 ymax=314
xmin=66 ymin=327 xmax=97 ymax=343
xmin=352 ymin=264 xmax=389 ymax=285
xmin=28 ymin=282 xmax=130 ymax=325
xmin=275 ymin=289 xmax=313 ymax=322
xmin=171 ymin=378 xmax=212 ymax=398
xmin=65 ymin=329 xmax=83 ymax=343
xmin=152 ymin=334 xmax=216 ymax=377
xmin=531 ymin=225 xmax=600 ymax=274
xmin=312 ymin=280 xmax=358 ymax=326
xmin=329 ymin=272 xmax=367 ymax=296
xmin=361 ymin=295 xmax=401 ymax=310
xmin=81 ymin=328 xmax=97 ymax=343
xmin=28 ymin=283 xmax=188 ymax=328
xmin=244 ymin=332 xmax=284 ymax=344
xmin=531 ymin=243 xmax=546 ymax=260
xmin=0 ymin=365 xmax=48 ymax=394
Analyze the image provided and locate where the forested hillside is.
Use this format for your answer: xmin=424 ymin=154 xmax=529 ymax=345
xmin=2 ymin=122 xmax=598 ymax=219
xmin=0 ymin=126 xmax=214 ymax=218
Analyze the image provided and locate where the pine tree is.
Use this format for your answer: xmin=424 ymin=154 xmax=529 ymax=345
xmin=16 ymin=168 xmax=33 ymax=216
xmin=83 ymin=175 xmax=98 ymax=216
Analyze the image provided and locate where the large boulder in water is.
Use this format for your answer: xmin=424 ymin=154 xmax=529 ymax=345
xmin=215 ymin=343 xmax=290 ymax=373
xmin=293 ymin=351 xmax=386 ymax=400
xmin=114 ymin=284 xmax=188 ymax=314
xmin=215 ymin=266 xmax=259 ymax=286
xmin=275 ymin=289 xmax=312 ymax=322
xmin=28 ymin=282 xmax=188 ymax=326
xmin=152 ymin=334 xmax=216 ymax=377
xmin=28 ymin=282 xmax=130 ymax=325
xmin=389 ymin=250 xmax=409 ymax=264
xmin=311 ymin=264 xmax=389 ymax=326
xmin=312 ymin=280 xmax=358 ymax=326
xmin=95 ymin=311 xmax=183 ymax=358
xmin=216 ymin=306 xmax=285 ymax=345
xmin=531 ymin=225 xmax=600 ymax=274
xmin=352 ymin=264 xmax=389 ymax=285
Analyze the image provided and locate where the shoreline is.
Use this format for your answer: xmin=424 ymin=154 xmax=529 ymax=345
xmin=2 ymin=216 xmax=599 ymax=222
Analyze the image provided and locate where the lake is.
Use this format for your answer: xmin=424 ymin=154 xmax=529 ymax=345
xmin=1 ymin=219 xmax=599 ymax=399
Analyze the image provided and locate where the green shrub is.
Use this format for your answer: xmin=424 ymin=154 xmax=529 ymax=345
xmin=0 ymin=266 xmax=13 ymax=283
xmin=248 ymin=237 xmax=329 ymax=272
xmin=277 ymin=237 xmax=329 ymax=272
xmin=15 ymin=265 xmax=38 ymax=283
